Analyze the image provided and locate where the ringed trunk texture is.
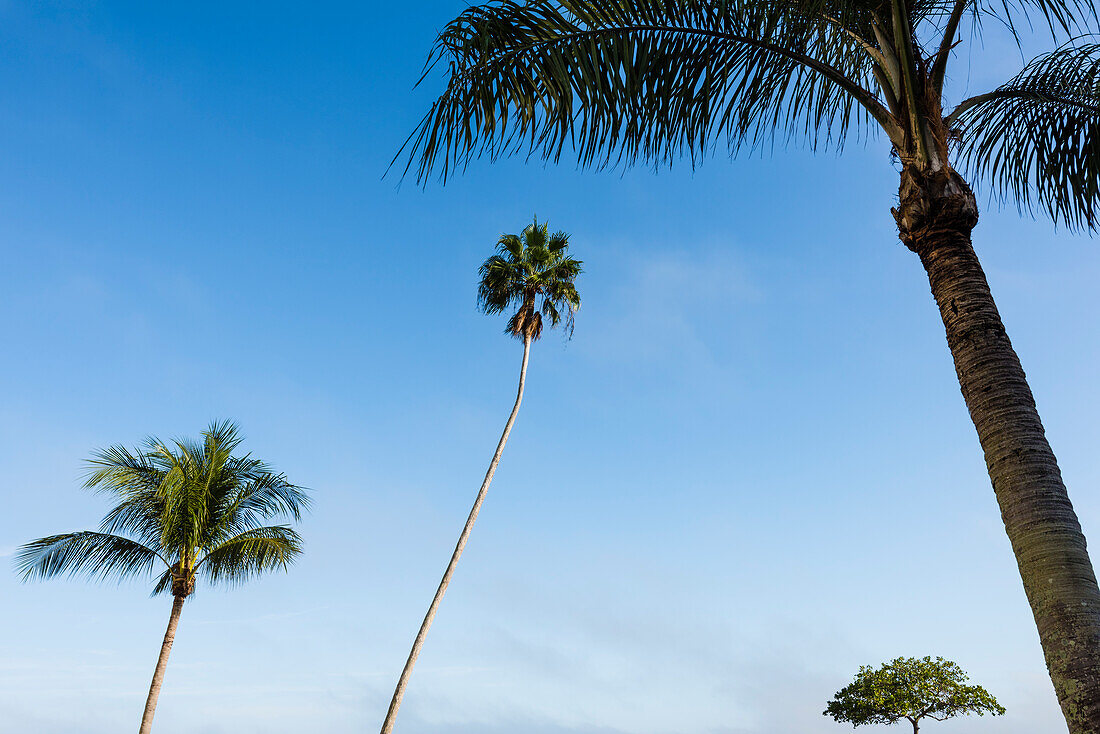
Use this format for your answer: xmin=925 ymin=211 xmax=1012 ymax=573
xmin=895 ymin=166 xmax=1100 ymax=733
xmin=378 ymin=336 xmax=532 ymax=734
xmin=138 ymin=594 xmax=185 ymax=734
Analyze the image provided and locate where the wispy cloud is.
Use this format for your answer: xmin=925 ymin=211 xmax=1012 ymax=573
xmin=581 ymin=245 xmax=763 ymax=381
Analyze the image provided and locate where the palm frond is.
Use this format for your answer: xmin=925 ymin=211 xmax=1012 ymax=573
xmin=951 ymin=40 xmax=1100 ymax=229
xmin=197 ymin=526 xmax=304 ymax=587
xmin=84 ymin=444 xmax=164 ymax=499
xmin=400 ymin=0 xmax=893 ymax=183
xmin=15 ymin=532 xmax=166 ymax=584
xmin=151 ymin=566 xmax=174 ymax=597
xmin=99 ymin=490 xmax=167 ymax=549
xmin=202 ymin=471 xmax=311 ymax=549
xmin=974 ymin=0 xmax=1098 ymax=43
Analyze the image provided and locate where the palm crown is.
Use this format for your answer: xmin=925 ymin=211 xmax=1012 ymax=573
xmin=477 ymin=217 xmax=583 ymax=341
xmin=16 ymin=420 xmax=308 ymax=598
xmin=401 ymin=0 xmax=1100 ymax=228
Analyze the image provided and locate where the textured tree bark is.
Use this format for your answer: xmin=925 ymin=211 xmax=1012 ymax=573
xmin=378 ymin=336 xmax=532 ymax=734
xmin=895 ymin=166 xmax=1100 ymax=733
xmin=138 ymin=595 xmax=185 ymax=734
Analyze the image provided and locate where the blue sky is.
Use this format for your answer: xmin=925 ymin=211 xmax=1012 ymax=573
xmin=1 ymin=2 xmax=1099 ymax=733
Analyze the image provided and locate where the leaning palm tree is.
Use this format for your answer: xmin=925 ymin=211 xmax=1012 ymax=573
xmin=379 ymin=218 xmax=581 ymax=734
xmin=15 ymin=420 xmax=308 ymax=734
xmin=397 ymin=2 xmax=1100 ymax=731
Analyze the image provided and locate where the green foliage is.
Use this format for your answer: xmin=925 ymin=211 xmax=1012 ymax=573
xmin=824 ymin=657 xmax=1006 ymax=728
xmin=15 ymin=420 xmax=309 ymax=598
xmin=400 ymin=0 xmax=1100 ymax=228
xmin=478 ymin=216 xmax=582 ymax=341
xmin=951 ymin=41 xmax=1100 ymax=229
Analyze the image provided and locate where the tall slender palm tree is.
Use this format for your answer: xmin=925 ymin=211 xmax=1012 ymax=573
xmin=15 ymin=420 xmax=309 ymax=734
xmin=397 ymin=2 xmax=1100 ymax=731
xmin=379 ymin=218 xmax=581 ymax=734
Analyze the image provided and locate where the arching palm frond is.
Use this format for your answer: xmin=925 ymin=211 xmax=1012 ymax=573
xmin=402 ymin=0 xmax=1100 ymax=230
xmin=197 ymin=526 xmax=304 ymax=587
xmin=85 ymin=444 xmax=164 ymax=499
xmin=951 ymin=41 xmax=1100 ymax=228
xmin=401 ymin=0 xmax=892 ymax=182
xmin=200 ymin=471 xmax=310 ymax=550
xmin=99 ymin=489 xmax=167 ymax=549
xmin=15 ymin=531 xmax=166 ymax=584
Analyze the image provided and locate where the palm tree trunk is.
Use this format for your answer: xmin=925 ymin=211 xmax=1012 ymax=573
xmin=378 ymin=336 xmax=533 ymax=734
xmin=138 ymin=594 xmax=185 ymax=734
xmin=896 ymin=166 xmax=1100 ymax=733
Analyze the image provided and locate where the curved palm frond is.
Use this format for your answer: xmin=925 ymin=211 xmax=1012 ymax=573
xmin=972 ymin=0 xmax=1098 ymax=43
xmin=951 ymin=41 xmax=1100 ymax=229
xmin=150 ymin=566 xmax=175 ymax=597
xmin=400 ymin=0 xmax=893 ymax=182
xmin=15 ymin=531 xmax=166 ymax=584
xmin=99 ymin=490 xmax=167 ymax=549
xmin=197 ymin=526 xmax=304 ymax=587
xmin=200 ymin=471 xmax=311 ymax=550
xmin=84 ymin=444 xmax=164 ymax=499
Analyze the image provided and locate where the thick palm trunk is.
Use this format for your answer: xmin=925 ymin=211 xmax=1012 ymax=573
xmin=138 ymin=595 xmax=185 ymax=734
xmin=378 ymin=336 xmax=532 ymax=734
xmin=896 ymin=166 xmax=1100 ymax=733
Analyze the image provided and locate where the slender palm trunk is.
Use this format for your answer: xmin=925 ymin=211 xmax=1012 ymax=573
xmin=378 ymin=336 xmax=532 ymax=734
xmin=138 ymin=595 xmax=185 ymax=734
xmin=896 ymin=166 xmax=1100 ymax=733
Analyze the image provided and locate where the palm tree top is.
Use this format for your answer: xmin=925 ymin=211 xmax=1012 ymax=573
xmin=398 ymin=0 xmax=1100 ymax=228
xmin=477 ymin=216 xmax=583 ymax=341
xmin=15 ymin=420 xmax=309 ymax=598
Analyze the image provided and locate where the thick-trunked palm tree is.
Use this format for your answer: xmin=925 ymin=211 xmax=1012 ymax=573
xmin=399 ymin=1 xmax=1100 ymax=730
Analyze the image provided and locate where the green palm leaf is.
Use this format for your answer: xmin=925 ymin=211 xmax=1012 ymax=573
xmin=399 ymin=0 xmax=892 ymax=183
xmin=15 ymin=532 xmax=166 ymax=584
xmin=197 ymin=526 xmax=304 ymax=587
xmin=951 ymin=41 xmax=1100 ymax=228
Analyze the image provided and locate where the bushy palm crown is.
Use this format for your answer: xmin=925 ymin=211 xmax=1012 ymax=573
xmin=478 ymin=218 xmax=582 ymax=341
xmin=16 ymin=421 xmax=308 ymax=598
xmin=401 ymin=0 xmax=1100 ymax=228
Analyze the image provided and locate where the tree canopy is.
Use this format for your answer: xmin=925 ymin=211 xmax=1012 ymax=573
xmin=824 ymin=657 xmax=1005 ymax=730
xmin=16 ymin=420 xmax=309 ymax=598
xmin=477 ymin=216 xmax=582 ymax=341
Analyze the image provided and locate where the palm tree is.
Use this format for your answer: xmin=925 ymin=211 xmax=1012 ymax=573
xmin=379 ymin=218 xmax=581 ymax=734
xmin=15 ymin=420 xmax=309 ymax=734
xmin=397 ymin=2 xmax=1100 ymax=731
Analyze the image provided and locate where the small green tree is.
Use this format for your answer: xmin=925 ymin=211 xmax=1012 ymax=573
xmin=825 ymin=657 xmax=1005 ymax=733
